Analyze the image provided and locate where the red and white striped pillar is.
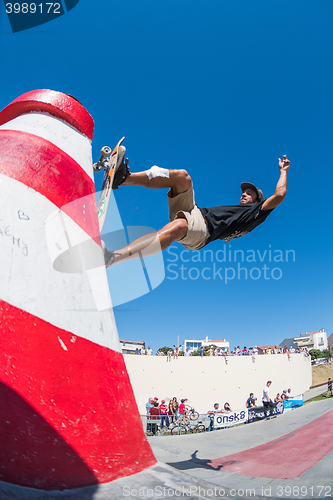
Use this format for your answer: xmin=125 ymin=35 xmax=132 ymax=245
xmin=0 ymin=90 xmax=156 ymax=491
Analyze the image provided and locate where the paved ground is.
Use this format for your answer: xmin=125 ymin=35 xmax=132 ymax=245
xmin=1 ymin=392 xmax=332 ymax=500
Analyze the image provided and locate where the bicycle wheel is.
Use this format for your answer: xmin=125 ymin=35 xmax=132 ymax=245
xmin=171 ymin=424 xmax=187 ymax=435
xmin=194 ymin=424 xmax=206 ymax=433
xmin=190 ymin=411 xmax=200 ymax=421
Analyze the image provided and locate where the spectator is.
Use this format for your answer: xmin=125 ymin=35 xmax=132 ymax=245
xmin=148 ymin=402 xmax=160 ymax=435
xmin=173 ymin=347 xmax=179 ymax=359
xmin=224 ymin=402 xmax=232 ymax=412
xmin=262 ymin=380 xmax=274 ymax=419
xmin=209 ymin=346 xmax=214 ymax=356
xmin=326 ymin=378 xmax=333 ymax=397
xmin=274 ymin=393 xmax=282 ymax=402
xmin=200 ymin=347 xmax=205 ymax=357
xmin=146 ymin=397 xmax=154 ymax=416
xmin=168 ymin=400 xmax=175 ymax=424
xmin=287 ymin=388 xmax=293 ymax=398
xmin=167 ymin=348 xmax=173 ymax=362
xmin=246 ymin=393 xmax=257 ymax=408
xmin=147 ymin=346 xmax=153 ymax=356
xmin=281 ymin=390 xmax=288 ymax=400
xmin=134 ymin=348 xmax=140 ymax=355
xmin=207 ymin=403 xmax=224 ymax=431
xmin=178 ymin=399 xmax=187 ymax=424
xmin=140 ymin=347 xmax=146 ymax=355
xmin=159 ymin=400 xmax=169 ymax=428
xmin=172 ymin=397 xmax=179 ymax=419
xmin=184 ymin=349 xmax=191 ymax=357
xmin=146 ymin=397 xmax=154 ymax=433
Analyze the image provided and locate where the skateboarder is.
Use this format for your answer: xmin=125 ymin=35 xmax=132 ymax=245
xmin=104 ymin=152 xmax=290 ymax=266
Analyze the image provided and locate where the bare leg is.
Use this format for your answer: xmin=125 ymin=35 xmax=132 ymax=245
xmin=110 ymin=218 xmax=188 ymax=266
xmin=122 ymin=169 xmax=192 ymax=197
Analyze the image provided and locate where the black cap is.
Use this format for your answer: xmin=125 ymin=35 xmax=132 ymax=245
xmin=241 ymin=182 xmax=264 ymax=202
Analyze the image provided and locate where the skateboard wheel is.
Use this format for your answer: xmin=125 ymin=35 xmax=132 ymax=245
xmin=93 ymin=163 xmax=102 ymax=173
xmin=101 ymin=146 xmax=111 ymax=156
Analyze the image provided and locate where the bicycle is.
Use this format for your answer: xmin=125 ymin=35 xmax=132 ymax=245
xmin=189 ymin=421 xmax=206 ymax=433
xmin=147 ymin=419 xmax=173 ymax=436
xmin=171 ymin=418 xmax=206 ymax=435
xmin=185 ymin=406 xmax=200 ymax=420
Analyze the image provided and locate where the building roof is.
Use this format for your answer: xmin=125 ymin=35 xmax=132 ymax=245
xmin=119 ymin=340 xmax=145 ymax=345
xmin=209 ymin=340 xmax=228 ymax=343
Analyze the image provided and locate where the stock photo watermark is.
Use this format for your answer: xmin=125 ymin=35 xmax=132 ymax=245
xmin=3 ymin=0 xmax=80 ymax=33
xmin=165 ymin=245 xmax=296 ymax=283
xmin=122 ymin=484 xmax=331 ymax=498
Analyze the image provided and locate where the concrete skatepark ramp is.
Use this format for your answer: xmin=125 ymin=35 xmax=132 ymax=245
xmin=0 ymin=395 xmax=332 ymax=499
xmin=0 ymin=90 xmax=332 ymax=500
xmin=0 ymin=90 xmax=155 ymax=492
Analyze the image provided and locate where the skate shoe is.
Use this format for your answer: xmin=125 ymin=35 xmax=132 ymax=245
xmin=101 ymin=240 xmax=120 ymax=267
xmin=112 ymin=145 xmax=131 ymax=189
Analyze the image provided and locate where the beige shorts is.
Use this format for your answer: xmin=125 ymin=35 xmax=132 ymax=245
xmin=168 ymin=184 xmax=210 ymax=250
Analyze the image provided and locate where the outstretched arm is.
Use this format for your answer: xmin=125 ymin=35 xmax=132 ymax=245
xmin=261 ymin=155 xmax=290 ymax=211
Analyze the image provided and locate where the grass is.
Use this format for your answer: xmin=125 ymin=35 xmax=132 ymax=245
xmin=304 ymin=393 xmax=333 ymax=404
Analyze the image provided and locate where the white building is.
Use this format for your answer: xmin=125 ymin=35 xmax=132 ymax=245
xmin=280 ymin=329 xmax=328 ymax=352
xmin=120 ymin=339 xmax=145 ymax=355
xmin=183 ymin=336 xmax=229 ymax=353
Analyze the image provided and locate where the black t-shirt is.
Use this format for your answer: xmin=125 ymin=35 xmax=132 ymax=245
xmin=199 ymin=201 xmax=273 ymax=245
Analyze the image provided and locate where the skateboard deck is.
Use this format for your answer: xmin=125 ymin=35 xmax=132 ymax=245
xmin=95 ymin=136 xmax=125 ymax=231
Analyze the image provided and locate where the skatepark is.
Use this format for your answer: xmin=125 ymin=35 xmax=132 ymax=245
xmin=0 ymin=90 xmax=332 ymax=500
xmin=0 ymin=389 xmax=332 ymax=499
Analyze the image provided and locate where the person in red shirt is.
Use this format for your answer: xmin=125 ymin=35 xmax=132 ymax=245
xmin=148 ymin=402 xmax=160 ymax=435
xmin=177 ymin=399 xmax=187 ymax=424
xmin=159 ymin=400 xmax=169 ymax=428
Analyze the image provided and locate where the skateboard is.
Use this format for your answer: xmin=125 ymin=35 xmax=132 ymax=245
xmin=94 ymin=136 xmax=125 ymax=231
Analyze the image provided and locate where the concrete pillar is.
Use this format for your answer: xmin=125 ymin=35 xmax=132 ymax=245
xmin=0 ymin=90 xmax=155 ymax=491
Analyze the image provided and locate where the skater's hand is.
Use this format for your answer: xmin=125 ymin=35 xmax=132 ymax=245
xmin=279 ymin=155 xmax=290 ymax=172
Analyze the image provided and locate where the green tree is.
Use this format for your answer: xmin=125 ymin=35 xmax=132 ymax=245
xmin=321 ymin=349 xmax=332 ymax=359
xmin=309 ymin=349 xmax=323 ymax=360
xmin=192 ymin=345 xmax=217 ymax=356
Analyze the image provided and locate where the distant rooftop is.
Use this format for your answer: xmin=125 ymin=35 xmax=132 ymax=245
xmin=120 ymin=340 xmax=145 ymax=345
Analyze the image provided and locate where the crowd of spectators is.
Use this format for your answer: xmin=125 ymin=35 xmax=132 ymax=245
xmin=245 ymin=386 xmax=293 ymax=409
xmin=145 ymin=381 xmax=298 ymax=434
xmin=146 ymin=396 xmax=190 ymax=429
xmin=134 ymin=345 xmax=310 ymax=357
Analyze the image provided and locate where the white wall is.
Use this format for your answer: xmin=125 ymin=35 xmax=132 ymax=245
xmin=123 ymin=353 xmax=312 ymax=414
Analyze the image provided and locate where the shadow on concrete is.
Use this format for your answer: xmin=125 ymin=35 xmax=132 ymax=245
xmin=167 ymin=449 xmax=238 ymax=471
xmin=0 ymin=381 xmax=99 ymax=494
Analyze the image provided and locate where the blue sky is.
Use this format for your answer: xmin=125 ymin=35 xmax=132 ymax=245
xmin=1 ymin=0 xmax=333 ymax=352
